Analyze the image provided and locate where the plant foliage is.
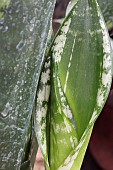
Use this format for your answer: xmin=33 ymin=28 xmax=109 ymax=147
xmin=98 ymin=0 xmax=113 ymax=29
xmin=0 ymin=0 xmax=55 ymax=169
xmin=0 ymin=0 xmax=112 ymax=170
xmin=48 ymin=0 xmax=112 ymax=169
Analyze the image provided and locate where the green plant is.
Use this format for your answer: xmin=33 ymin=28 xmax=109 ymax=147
xmin=0 ymin=0 xmax=113 ymax=170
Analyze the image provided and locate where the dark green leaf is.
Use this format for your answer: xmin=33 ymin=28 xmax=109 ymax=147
xmin=0 ymin=0 xmax=55 ymax=169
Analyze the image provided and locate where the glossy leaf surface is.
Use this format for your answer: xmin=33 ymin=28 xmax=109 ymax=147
xmin=49 ymin=0 xmax=112 ymax=169
xmin=0 ymin=0 xmax=55 ymax=169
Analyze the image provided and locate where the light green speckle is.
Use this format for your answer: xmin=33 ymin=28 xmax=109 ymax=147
xmin=0 ymin=0 xmax=11 ymax=18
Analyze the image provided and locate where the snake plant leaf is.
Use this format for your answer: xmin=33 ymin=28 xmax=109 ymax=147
xmin=0 ymin=0 xmax=55 ymax=169
xmin=66 ymin=0 xmax=113 ymax=30
xmin=50 ymin=0 xmax=112 ymax=169
xmin=98 ymin=0 xmax=113 ymax=29
xmin=49 ymin=62 xmax=78 ymax=170
xmin=34 ymin=55 xmax=51 ymax=169
xmin=33 ymin=23 xmax=54 ymax=169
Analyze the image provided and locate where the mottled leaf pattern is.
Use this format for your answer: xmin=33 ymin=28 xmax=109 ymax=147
xmin=0 ymin=0 xmax=55 ymax=169
xmin=66 ymin=0 xmax=113 ymax=30
xmin=34 ymin=55 xmax=51 ymax=169
xmin=49 ymin=0 xmax=112 ymax=169
xmin=0 ymin=0 xmax=112 ymax=170
xmin=98 ymin=0 xmax=113 ymax=29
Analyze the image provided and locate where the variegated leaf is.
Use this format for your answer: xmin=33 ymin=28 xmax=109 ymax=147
xmin=66 ymin=0 xmax=113 ymax=30
xmin=33 ymin=22 xmax=54 ymax=170
xmin=49 ymin=0 xmax=112 ymax=169
xmin=98 ymin=0 xmax=113 ymax=29
xmin=34 ymin=55 xmax=51 ymax=169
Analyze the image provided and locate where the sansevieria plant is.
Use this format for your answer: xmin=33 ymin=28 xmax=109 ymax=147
xmin=0 ymin=0 xmax=113 ymax=170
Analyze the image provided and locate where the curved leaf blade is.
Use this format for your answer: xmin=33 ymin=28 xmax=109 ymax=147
xmin=50 ymin=0 xmax=112 ymax=169
xmin=34 ymin=55 xmax=51 ymax=169
xmin=49 ymin=62 xmax=78 ymax=169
